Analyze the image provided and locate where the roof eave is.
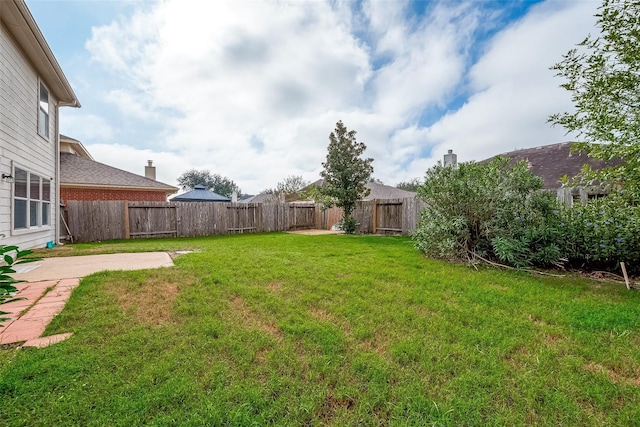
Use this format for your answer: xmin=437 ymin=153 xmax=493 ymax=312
xmin=59 ymin=135 xmax=94 ymax=160
xmin=61 ymin=183 xmax=178 ymax=194
xmin=3 ymin=0 xmax=80 ymax=107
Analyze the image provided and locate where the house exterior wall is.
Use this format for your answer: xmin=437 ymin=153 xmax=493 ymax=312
xmin=0 ymin=21 xmax=58 ymax=249
xmin=61 ymin=187 xmax=168 ymax=203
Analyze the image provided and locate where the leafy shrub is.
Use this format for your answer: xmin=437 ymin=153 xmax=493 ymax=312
xmin=337 ymin=216 xmax=358 ymax=234
xmin=413 ymin=157 xmax=562 ymax=268
xmin=1 ymin=245 xmax=39 ymax=324
xmin=557 ymin=194 xmax=640 ymax=272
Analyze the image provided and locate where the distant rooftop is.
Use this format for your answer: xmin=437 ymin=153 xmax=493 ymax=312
xmin=60 ymin=152 xmax=177 ymax=192
xmin=170 ymin=185 xmax=231 ymax=202
xmin=481 ymin=142 xmax=622 ymax=190
xmin=308 ymin=179 xmax=416 ymax=200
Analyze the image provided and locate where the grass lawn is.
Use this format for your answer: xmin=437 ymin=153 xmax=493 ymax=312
xmin=1 ymin=233 xmax=640 ymax=425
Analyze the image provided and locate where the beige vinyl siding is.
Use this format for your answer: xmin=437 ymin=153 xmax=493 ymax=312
xmin=0 ymin=22 xmax=57 ymax=249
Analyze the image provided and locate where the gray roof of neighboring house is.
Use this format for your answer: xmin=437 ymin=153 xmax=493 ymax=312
xmin=362 ymin=182 xmax=416 ymax=200
xmin=59 ymin=134 xmax=80 ymax=142
xmin=60 ymin=152 xmax=177 ymax=192
xmin=170 ymin=185 xmax=231 ymax=202
xmin=240 ymin=180 xmax=416 ymax=204
xmin=240 ymin=193 xmax=278 ymax=203
xmin=481 ymin=142 xmax=623 ymax=190
xmin=309 ymin=179 xmax=416 ymax=200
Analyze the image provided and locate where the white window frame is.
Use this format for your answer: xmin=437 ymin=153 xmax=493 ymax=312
xmin=12 ymin=164 xmax=52 ymax=234
xmin=38 ymin=80 xmax=50 ymax=139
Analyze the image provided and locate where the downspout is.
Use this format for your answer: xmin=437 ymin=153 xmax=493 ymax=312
xmin=54 ymin=102 xmax=61 ymax=245
xmin=55 ymin=99 xmax=80 ymax=245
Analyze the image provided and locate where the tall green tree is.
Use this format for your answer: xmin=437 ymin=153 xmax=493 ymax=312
xmin=177 ymin=169 xmax=241 ymax=198
xmin=549 ymin=0 xmax=640 ymax=201
xmin=318 ymin=120 xmax=373 ymax=233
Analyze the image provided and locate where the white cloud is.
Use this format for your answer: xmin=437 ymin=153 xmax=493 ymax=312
xmin=85 ymin=143 xmax=186 ymax=189
xmin=369 ymin=1 xmax=478 ymax=117
xmin=103 ymin=89 xmax=158 ymax=121
xmin=59 ymin=112 xmax=114 ymax=141
xmin=420 ymin=0 xmax=598 ymax=167
xmin=80 ymin=0 xmax=600 ymax=193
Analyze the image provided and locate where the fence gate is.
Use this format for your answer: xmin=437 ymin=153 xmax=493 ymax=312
xmin=127 ymin=204 xmax=177 ymax=238
xmin=227 ymin=205 xmax=258 ymax=233
xmin=374 ymin=200 xmax=403 ymax=234
xmin=288 ymin=204 xmax=315 ymax=230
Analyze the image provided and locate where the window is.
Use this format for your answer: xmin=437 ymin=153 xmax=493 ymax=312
xmin=14 ymin=168 xmax=27 ymax=229
xmin=38 ymin=82 xmax=49 ymax=138
xmin=13 ymin=167 xmax=51 ymax=231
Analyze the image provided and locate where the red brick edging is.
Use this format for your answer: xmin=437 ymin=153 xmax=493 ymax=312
xmin=0 ymin=278 xmax=80 ymax=346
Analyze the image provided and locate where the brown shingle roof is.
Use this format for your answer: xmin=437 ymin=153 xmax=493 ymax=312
xmin=308 ymin=179 xmax=416 ymax=200
xmin=482 ymin=142 xmax=622 ymax=190
xmin=240 ymin=193 xmax=277 ymax=203
xmin=60 ymin=152 xmax=177 ymax=192
xmin=362 ymin=182 xmax=416 ymax=200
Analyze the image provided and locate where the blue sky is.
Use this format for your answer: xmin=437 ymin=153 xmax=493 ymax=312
xmin=26 ymin=0 xmax=599 ymax=194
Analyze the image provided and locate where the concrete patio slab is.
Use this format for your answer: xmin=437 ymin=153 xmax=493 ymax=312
xmin=286 ymin=229 xmax=344 ymax=236
xmin=13 ymin=252 xmax=174 ymax=282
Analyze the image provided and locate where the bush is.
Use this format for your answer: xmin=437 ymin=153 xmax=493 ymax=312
xmin=557 ymin=194 xmax=640 ymax=273
xmin=337 ymin=216 xmax=358 ymax=234
xmin=413 ymin=157 xmax=562 ymax=268
xmin=1 ymin=245 xmax=39 ymax=324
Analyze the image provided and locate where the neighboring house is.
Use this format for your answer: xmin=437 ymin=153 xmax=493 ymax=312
xmin=240 ymin=192 xmax=302 ymax=203
xmin=481 ymin=142 xmax=622 ymax=205
xmin=59 ymin=134 xmax=92 ymax=160
xmin=242 ymin=180 xmax=416 ymax=204
xmin=59 ymin=135 xmax=177 ymax=203
xmin=360 ymin=181 xmax=416 ymax=200
xmin=1 ymin=0 xmax=80 ymax=249
xmin=240 ymin=183 xmax=417 ymax=204
xmin=170 ymin=185 xmax=231 ymax=202
xmin=240 ymin=193 xmax=278 ymax=204
xmin=303 ymin=179 xmax=416 ymax=201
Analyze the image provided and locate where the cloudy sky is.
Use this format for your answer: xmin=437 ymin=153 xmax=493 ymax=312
xmin=26 ymin=0 xmax=600 ymax=195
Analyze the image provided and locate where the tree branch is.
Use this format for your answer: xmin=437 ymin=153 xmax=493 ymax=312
xmin=468 ymin=250 xmax=566 ymax=277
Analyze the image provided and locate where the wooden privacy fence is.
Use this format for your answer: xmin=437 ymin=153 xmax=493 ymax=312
xmin=63 ymin=198 xmax=425 ymax=243
xmin=352 ymin=198 xmax=425 ymax=235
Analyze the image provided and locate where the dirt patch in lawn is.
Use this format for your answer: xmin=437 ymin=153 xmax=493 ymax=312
xmin=264 ymin=281 xmax=283 ymax=292
xmin=228 ymin=296 xmax=283 ymax=342
xmin=316 ymin=394 xmax=356 ymax=423
xmin=584 ymin=362 xmax=640 ymax=387
xmin=309 ymin=307 xmax=336 ymax=323
xmin=503 ymin=345 xmax=532 ymax=370
xmin=357 ymin=331 xmax=391 ymax=357
xmin=117 ymin=281 xmax=178 ymax=326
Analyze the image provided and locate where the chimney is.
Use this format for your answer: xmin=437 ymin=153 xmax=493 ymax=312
xmin=145 ymin=160 xmax=156 ymax=180
xmin=444 ymin=149 xmax=457 ymax=168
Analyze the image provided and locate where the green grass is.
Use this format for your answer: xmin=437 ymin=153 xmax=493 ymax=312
xmin=2 ymin=233 xmax=640 ymax=426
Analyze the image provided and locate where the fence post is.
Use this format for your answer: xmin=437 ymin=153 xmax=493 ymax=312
xmin=402 ymin=198 xmax=408 ymax=235
xmin=372 ymin=199 xmax=378 ymax=234
xmin=175 ymin=203 xmax=181 ymax=237
xmin=123 ymin=201 xmax=130 ymax=239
